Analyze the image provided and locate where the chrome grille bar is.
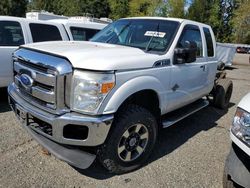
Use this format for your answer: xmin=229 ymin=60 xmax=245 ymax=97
xmin=32 ymin=86 xmax=55 ymax=103
xmin=14 ymin=76 xmax=56 ymax=104
xmin=14 ymin=61 xmax=56 ymax=86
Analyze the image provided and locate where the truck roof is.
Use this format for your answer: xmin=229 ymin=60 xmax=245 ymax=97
xmin=122 ymin=17 xmax=184 ymax=22
xmin=0 ymin=16 xmax=63 ymax=25
xmin=48 ymin=19 xmax=108 ymax=28
xmin=121 ymin=17 xmax=211 ymax=28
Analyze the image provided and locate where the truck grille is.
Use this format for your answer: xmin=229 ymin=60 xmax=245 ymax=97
xmin=14 ymin=60 xmax=57 ymax=109
xmin=13 ymin=48 xmax=72 ymax=114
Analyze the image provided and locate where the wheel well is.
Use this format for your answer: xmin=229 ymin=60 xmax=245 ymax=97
xmin=117 ymin=90 xmax=161 ymax=120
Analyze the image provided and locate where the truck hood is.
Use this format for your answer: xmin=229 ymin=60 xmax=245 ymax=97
xmin=238 ymin=93 xmax=250 ymax=113
xmin=23 ymin=41 xmax=162 ymax=71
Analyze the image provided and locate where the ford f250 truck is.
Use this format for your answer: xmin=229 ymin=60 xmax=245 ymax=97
xmin=224 ymin=93 xmax=250 ymax=187
xmin=8 ymin=17 xmax=233 ymax=174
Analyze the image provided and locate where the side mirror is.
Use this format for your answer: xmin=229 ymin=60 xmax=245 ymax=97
xmin=174 ymin=41 xmax=197 ymax=64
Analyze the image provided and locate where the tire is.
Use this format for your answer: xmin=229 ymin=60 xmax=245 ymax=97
xmin=218 ymin=62 xmax=226 ymax=71
xmin=223 ymin=168 xmax=236 ymax=188
xmin=214 ymin=78 xmax=233 ymax=109
xmin=97 ymin=104 xmax=158 ymax=174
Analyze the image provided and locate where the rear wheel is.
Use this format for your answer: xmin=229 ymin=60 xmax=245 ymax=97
xmin=97 ymin=104 xmax=158 ymax=174
xmin=213 ymin=78 xmax=233 ymax=109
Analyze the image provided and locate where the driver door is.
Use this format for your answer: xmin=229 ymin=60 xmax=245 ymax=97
xmin=167 ymin=24 xmax=208 ymax=111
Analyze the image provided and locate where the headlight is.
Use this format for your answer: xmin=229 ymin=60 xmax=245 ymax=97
xmin=70 ymin=70 xmax=115 ymax=114
xmin=232 ymin=107 xmax=250 ymax=146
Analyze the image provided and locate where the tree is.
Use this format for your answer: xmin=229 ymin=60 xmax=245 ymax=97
xmin=208 ymin=0 xmax=221 ymax=36
xmin=0 ymin=0 xmax=28 ymax=17
xmin=187 ymin=0 xmax=212 ymax=22
xmin=218 ymin=0 xmax=236 ymax=42
xmin=78 ymin=0 xmax=111 ymax=18
xmin=231 ymin=0 xmax=250 ymax=44
xmin=109 ymin=0 xmax=130 ymax=19
xmin=0 ymin=0 xmax=9 ymax=16
xmin=187 ymin=0 xmax=237 ymax=42
xmin=28 ymin=0 xmax=55 ymax=13
xmin=129 ymin=0 xmax=152 ymax=17
xmin=9 ymin=0 xmax=28 ymax=17
xmin=28 ymin=0 xmax=110 ymax=18
xmin=157 ymin=0 xmax=186 ymax=18
xmin=52 ymin=0 xmax=80 ymax=16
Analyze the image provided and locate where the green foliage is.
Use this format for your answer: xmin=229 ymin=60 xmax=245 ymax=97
xmin=187 ymin=0 xmax=212 ymax=22
xmin=0 ymin=0 xmax=9 ymax=16
xmin=231 ymin=0 xmax=250 ymax=44
xmin=50 ymin=0 xmax=80 ymax=16
xmin=129 ymin=0 xmax=152 ymax=16
xmin=109 ymin=0 xmax=130 ymax=19
xmin=109 ymin=0 xmax=160 ymax=20
xmin=187 ymin=0 xmax=238 ymax=43
xmin=78 ymin=0 xmax=111 ymax=18
xmin=28 ymin=0 xmax=110 ymax=17
xmin=28 ymin=0 xmax=55 ymax=12
xmin=157 ymin=0 xmax=186 ymax=18
xmin=0 ymin=0 xmax=28 ymax=17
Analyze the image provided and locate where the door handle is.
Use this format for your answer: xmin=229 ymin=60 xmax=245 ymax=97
xmin=200 ymin=65 xmax=206 ymax=71
xmin=172 ymin=84 xmax=179 ymax=92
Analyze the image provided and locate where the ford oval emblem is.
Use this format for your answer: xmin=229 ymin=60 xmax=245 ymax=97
xmin=20 ymin=74 xmax=33 ymax=88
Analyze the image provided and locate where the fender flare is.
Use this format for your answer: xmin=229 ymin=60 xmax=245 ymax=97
xmin=100 ymin=76 xmax=165 ymax=114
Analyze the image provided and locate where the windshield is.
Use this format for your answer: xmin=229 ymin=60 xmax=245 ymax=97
xmin=91 ymin=19 xmax=179 ymax=53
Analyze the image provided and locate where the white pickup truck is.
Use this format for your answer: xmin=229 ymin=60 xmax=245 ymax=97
xmin=224 ymin=93 xmax=250 ymax=187
xmin=8 ymin=17 xmax=233 ymax=174
xmin=0 ymin=16 xmax=107 ymax=88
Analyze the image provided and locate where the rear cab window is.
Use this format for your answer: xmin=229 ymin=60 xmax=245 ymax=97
xmin=203 ymin=27 xmax=214 ymax=57
xmin=70 ymin=27 xmax=99 ymax=41
xmin=0 ymin=21 xmax=24 ymax=46
xmin=29 ymin=23 xmax=62 ymax=42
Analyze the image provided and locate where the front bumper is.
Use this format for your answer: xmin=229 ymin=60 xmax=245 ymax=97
xmin=8 ymin=83 xmax=114 ymax=169
xmin=225 ymin=142 xmax=250 ymax=187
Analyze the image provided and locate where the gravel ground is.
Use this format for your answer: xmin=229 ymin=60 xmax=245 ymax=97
xmin=0 ymin=56 xmax=249 ymax=188
xmin=233 ymin=53 xmax=250 ymax=65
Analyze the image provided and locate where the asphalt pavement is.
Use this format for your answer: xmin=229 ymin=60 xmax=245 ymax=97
xmin=0 ymin=54 xmax=250 ymax=188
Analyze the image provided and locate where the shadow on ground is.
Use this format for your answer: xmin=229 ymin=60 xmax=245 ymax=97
xmin=0 ymin=87 xmax=11 ymax=113
xmin=225 ymin=66 xmax=238 ymax=70
xmin=74 ymin=102 xmax=235 ymax=179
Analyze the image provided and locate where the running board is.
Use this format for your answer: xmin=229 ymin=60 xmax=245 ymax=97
xmin=162 ymin=99 xmax=209 ymax=128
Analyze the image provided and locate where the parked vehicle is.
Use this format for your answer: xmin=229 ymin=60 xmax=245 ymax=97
xmin=8 ymin=17 xmax=233 ymax=174
xmin=236 ymin=47 xmax=248 ymax=54
xmin=224 ymin=93 xmax=250 ymax=188
xmin=48 ymin=18 xmax=107 ymax=41
xmin=216 ymin=43 xmax=236 ymax=69
xmin=0 ymin=16 xmax=107 ymax=88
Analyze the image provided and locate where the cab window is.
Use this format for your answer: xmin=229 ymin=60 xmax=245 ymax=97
xmin=29 ymin=23 xmax=62 ymax=42
xmin=0 ymin=21 xmax=24 ymax=46
xmin=177 ymin=25 xmax=203 ymax=57
xmin=70 ymin=27 xmax=99 ymax=41
xmin=203 ymin=27 xmax=214 ymax=57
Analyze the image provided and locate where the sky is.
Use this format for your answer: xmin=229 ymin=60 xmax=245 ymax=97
xmin=185 ymin=0 xmax=192 ymax=12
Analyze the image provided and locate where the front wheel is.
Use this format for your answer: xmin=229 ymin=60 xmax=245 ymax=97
xmin=97 ymin=104 xmax=158 ymax=174
xmin=223 ymin=168 xmax=236 ymax=188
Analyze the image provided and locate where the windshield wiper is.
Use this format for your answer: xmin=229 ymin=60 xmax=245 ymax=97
xmin=106 ymin=22 xmax=131 ymax=43
xmin=145 ymin=23 xmax=160 ymax=52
